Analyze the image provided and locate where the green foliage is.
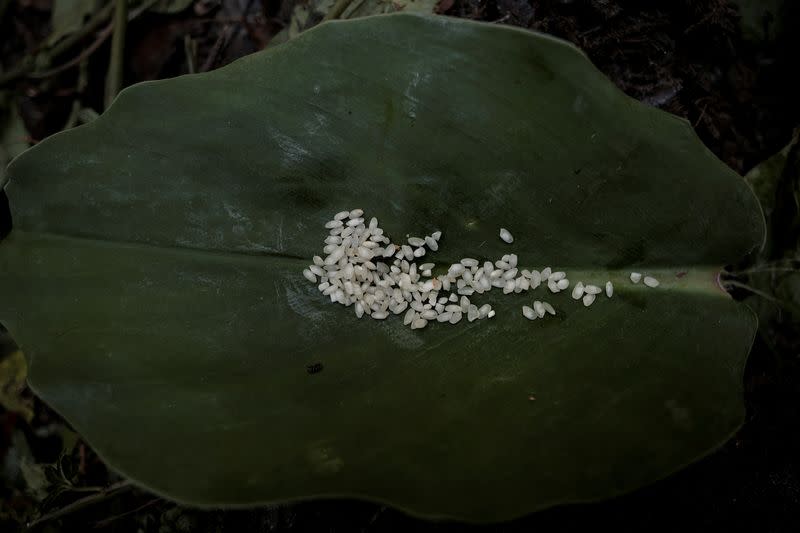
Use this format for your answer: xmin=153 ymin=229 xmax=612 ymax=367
xmin=734 ymin=0 xmax=787 ymax=42
xmin=0 ymin=95 xmax=27 ymax=185
xmin=0 ymin=14 xmax=765 ymax=521
xmin=48 ymin=0 xmax=102 ymax=46
xmin=275 ymin=0 xmax=439 ymax=42
xmin=150 ymin=0 xmax=195 ymax=14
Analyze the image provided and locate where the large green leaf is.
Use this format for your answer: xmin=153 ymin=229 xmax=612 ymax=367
xmin=0 ymin=14 xmax=764 ymax=522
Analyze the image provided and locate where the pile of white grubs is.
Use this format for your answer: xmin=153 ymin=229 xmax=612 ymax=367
xmin=302 ymin=209 xmax=660 ymax=330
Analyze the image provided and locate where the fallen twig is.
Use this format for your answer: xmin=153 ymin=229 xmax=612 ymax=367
xmin=27 ymin=480 xmax=134 ymax=530
xmin=92 ymin=497 xmax=161 ymax=529
xmin=201 ymin=24 xmax=234 ymax=72
xmin=105 ymin=0 xmax=128 ymax=108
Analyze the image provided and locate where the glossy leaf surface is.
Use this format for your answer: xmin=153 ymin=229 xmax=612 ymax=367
xmin=0 ymin=14 xmax=764 ymax=521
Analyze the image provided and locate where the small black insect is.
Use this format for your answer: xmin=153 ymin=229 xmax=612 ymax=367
xmin=306 ymin=362 xmax=324 ymax=375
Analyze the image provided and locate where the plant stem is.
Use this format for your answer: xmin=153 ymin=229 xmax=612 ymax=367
xmin=322 ymin=0 xmax=355 ymax=21
xmin=733 ymin=266 xmax=799 ymax=276
xmin=184 ymin=35 xmax=197 ymax=74
xmin=105 ymin=0 xmax=128 ymax=108
xmin=30 ymin=25 xmax=114 ymax=79
xmin=723 ymin=280 xmax=784 ymax=304
xmin=51 ymin=2 xmax=116 ymax=59
xmin=0 ymin=1 xmax=116 ymax=87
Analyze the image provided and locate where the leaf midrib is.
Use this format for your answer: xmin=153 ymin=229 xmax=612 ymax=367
xmin=4 ymin=229 xmax=728 ymax=297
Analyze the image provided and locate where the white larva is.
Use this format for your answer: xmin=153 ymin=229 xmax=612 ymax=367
xmin=421 ymin=310 xmax=438 ymax=320
xmin=448 ymin=264 xmax=466 ymax=276
xmin=584 ymin=284 xmax=602 ymax=295
xmin=309 ymin=208 xmax=657 ymax=331
xmin=502 ymin=268 xmax=518 ymax=280
xmin=432 ymin=231 xmax=442 ymax=241
xmin=514 ymin=277 xmax=525 ymax=293
xmin=437 ymin=312 xmax=452 ymax=322
xmin=324 ymin=247 xmax=345 ymax=265
xmin=572 ymin=281 xmax=585 ymax=300
xmin=499 ymin=228 xmax=514 ymax=243
xmin=644 ymin=276 xmax=660 ymax=288
xmin=411 ymin=318 xmax=428 ymax=330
